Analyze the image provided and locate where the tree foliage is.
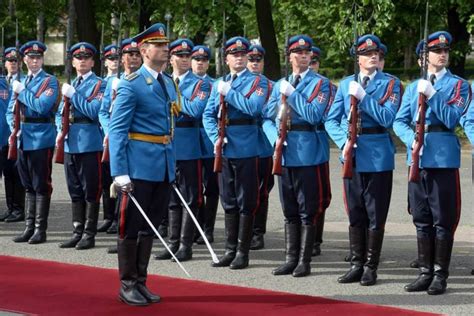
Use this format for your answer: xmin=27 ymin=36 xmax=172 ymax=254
xmin=1 ymin=0 xmax=472 ymax=78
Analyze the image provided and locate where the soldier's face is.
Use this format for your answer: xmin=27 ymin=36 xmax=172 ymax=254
xmin=247 ymin=55 xmax=264 ymax=74
xmin=289 ymin=50 xmax=311 ymax=69
xmin=6 ymin=58 xmax=19 ymax=74
xmin=105 ymin=57 xmax=119 ymax=71
xmin=122 ymin=52 xmax=142 ymax=73
xmin=226 ymin=52 xmax=248 ymax=72
xmin=358 ymin=50 xmax=379 ymax=73
xmin=428 ymin=48 xmax=449 ymax=69
xmin=309 ymin=60 xmax=319 ymax=72
xmin=73 ymin=56 xmax=95 ymax=75
xmin=378 ymin=57 xmax=385 ymax=71
xmin=24 ymin=55 xmax=43 ymax=73
xmin=191 ymin=57 xmax=209 ymax=76
xmin=141 ymin=43 xmax=169 ymax=65
xmin=170 ymin=54 xmax=191 ymax=73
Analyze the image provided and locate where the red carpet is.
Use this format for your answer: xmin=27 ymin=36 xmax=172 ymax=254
xmin=0 ymin=255 xmax=439 ymax=316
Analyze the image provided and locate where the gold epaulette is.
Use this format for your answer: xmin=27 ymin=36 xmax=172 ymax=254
xmin=125 ymin=72 xmax=139 ymax=81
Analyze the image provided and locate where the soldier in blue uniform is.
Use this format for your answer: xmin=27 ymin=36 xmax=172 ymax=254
xmin=7 ymin=41 xmax=59 ymax=244
xmin=109 ymin=23 xmax=179 ymax=306
xmin=378 ymin=43 xmax=387 ymax=71
xmin=103 ymin=44 xmax=119 ymax=80
xmin=263 ymin=35 xmax=332 ymax=277
xmin=308 ymin=44 xmax=333 ymax=257
xmin=57 ymin=42 xmax=105 ymax=250
xmin=99 ymin=39 xmax=143 ymax=254
xmin=203 ymin=36 xmax=269 ymax=270
xmin=460 ymin=83 xmax=473 ymax=276
xmin=97 ymin=44 xmax=120 ymax=234
xmin=0 ymin=47 xmax=25 ymax=223
xmin=394 ymin=31 xmax=471 ymax=295
xmin=154 ymin=38 xmax=210 ymax=262
xmin=246 ymin=44 xmax=274 ymax=251
xmin=190 ymin=45 xmax=219 ymax=244
xmin=326 ymin=35 xmax=401 ymax=286
xmin=309 ymin=46 xmax=321 ymax=72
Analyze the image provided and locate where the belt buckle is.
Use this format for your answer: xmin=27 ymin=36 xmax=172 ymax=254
xmin=163 ymin=135 xmax=171 ymax=144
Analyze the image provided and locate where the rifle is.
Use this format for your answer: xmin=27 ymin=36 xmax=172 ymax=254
xmin=409 ymin=1 xmax=430 ymax=183
xmin=342 ymin=6 xmax=360 ymax=179
xmin=0 ymin=28 xmax=4 ymax=76
xmin=99 ymin=24 xmax=105 ymax=78
xmin=272 ymin=13 xmax=290 ymax=176
xmin=102 ymin=13 xmax=122 ymax=163
xmin=54 ymin=34 xmax=73 ymax=164
xmin=213 ymin=9 xmax=227 ymax=173
xmin=7 ymin=20 xmax=21 ymax=160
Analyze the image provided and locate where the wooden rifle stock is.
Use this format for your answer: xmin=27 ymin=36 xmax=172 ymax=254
xmin=342 ymin=95 xmax=358 ymax=179
xmin=272 ymin=95 xmax=288 ymax=175
xmin=101 ymin=89 xmax=117 ymax=163
xmin=213 ymin=94 xmax=227 ymax=173
xmin=408 ymin=93 xmax=426 ymax=182
xmin=54 ymin=96 xmax=71 ymax=164
xmin=7 ymin=94 xmax=20 ymax=160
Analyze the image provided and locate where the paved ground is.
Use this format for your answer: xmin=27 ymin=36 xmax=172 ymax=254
xmin=1 ymin=149 xmax=473 ymax=315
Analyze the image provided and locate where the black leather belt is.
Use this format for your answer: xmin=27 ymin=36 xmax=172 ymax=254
xmin=21 ymin=116 xmax=54 ymax=123
xmin=227 ymin=119 xmax=257 ymax=126
xmin=424 ymin=124 xmax=451 ymax=133
xmin=289 ymin=124 xmax=325 ymax=132
xmin=176 ymin=121 xmax=199 ymax=128
xmin=359 ymin=127 xmax=387 ymax=134
xmin=70 ymin=117 xmax=95 ymax=124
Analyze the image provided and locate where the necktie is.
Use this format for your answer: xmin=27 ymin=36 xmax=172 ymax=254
xmin=7 ymin=76 xmax=12 ymax=85
xmin=25 ymin=75 xmax=33 ymax=86
xmin=157 ymin=73 xmax=170 ymax=101
xmin=429 ymin=74 xmax=436 ymax=85
xmin=231 ymin=74 xmax=237 ymax=82
xmin=292 ymin=75 xmax=301 ymax=87
xmin=361 ymin=76 xmax=370 ymax=89
xmin=75 ymin=76 xmax=83 ymax=88
xmin=175 ymin=77 xmax=180 ymax=86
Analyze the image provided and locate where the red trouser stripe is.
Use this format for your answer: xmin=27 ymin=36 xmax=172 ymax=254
xmin=119 ymin=194 xmax=128 ymax=239
xmin=252 ymin=157 xmax=261 ymax=216
xmin=452 ymin=169 xmax=462 ymax=236
xmin=95 ymin=152 xmax=103 ymax=203
xmin=197 ymin=159 xmax=203 ymax=208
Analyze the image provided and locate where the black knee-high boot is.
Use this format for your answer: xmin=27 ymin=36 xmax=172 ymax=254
xmin=272 ymin=223 xmax=300 ymax=275
xmin=338 ymin=226 xmax=366 ymax=283
xmin=136 ymin=236 xmax=160 ymax=303
xmin=212 ymin=213 xmax=239 ymax=267
xmin=404 ymin=237 xmax=434 ymax=292
xmin=118 ymin=239 xmax=148 ymax=306
xmin=229 ymin=214 xmax=254 ymax=270
xmin=360 ymin=229 xmax=384 ymax=286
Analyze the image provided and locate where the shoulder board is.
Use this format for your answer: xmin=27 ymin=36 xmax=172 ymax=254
xmin=125 ymin=72 xmax=139 ymax=81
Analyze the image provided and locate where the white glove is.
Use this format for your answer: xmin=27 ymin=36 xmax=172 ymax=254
xmin=55 ymin=134 xmax=61 ymax=147
xmin=111 ymin=78 xmax=120 ymax=92
xmin=114 ymin=175 xmax=133 ymax=193
xmin=213 ymin=137 xmax=228 ymax=154
xmin=279 ymin=79 xmax=296 ymax=97
xmin=62 ymin=83 xmax=76 ymax=98
xmin=342 ymin=139 xmax=351 ymax=161
xmin=417 ymin=79 xmax=436 ymax=99
xmin=217 ymin=80 xmax=231 ymax=96
xmin=12 ymin=81 xmax=25 ymax=94
xmin=349 ymin=81 xmax=366 ymax=101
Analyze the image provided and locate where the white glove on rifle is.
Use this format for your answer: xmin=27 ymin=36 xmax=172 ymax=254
xmin=417 ymin=79 xmax=436 ymax=99
xmin=348 ymin=81 xmax=366 ymax=101
xmin=342 ymin=139 xmax=351 ymax=161
xmin=279 ymin=79 xmax=295 ymax=97
xmin=12 ymin=81 xmax=25 ymax=94
xmin=217 ymin=81 xmax=231 ymax=96
xmin=111 ymin=77 xmax=120 ymax=92
xmin=213 ymin=137 xmax=228 ymax=154
xmin=62 ymin=83 xmax=76 ymax=98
